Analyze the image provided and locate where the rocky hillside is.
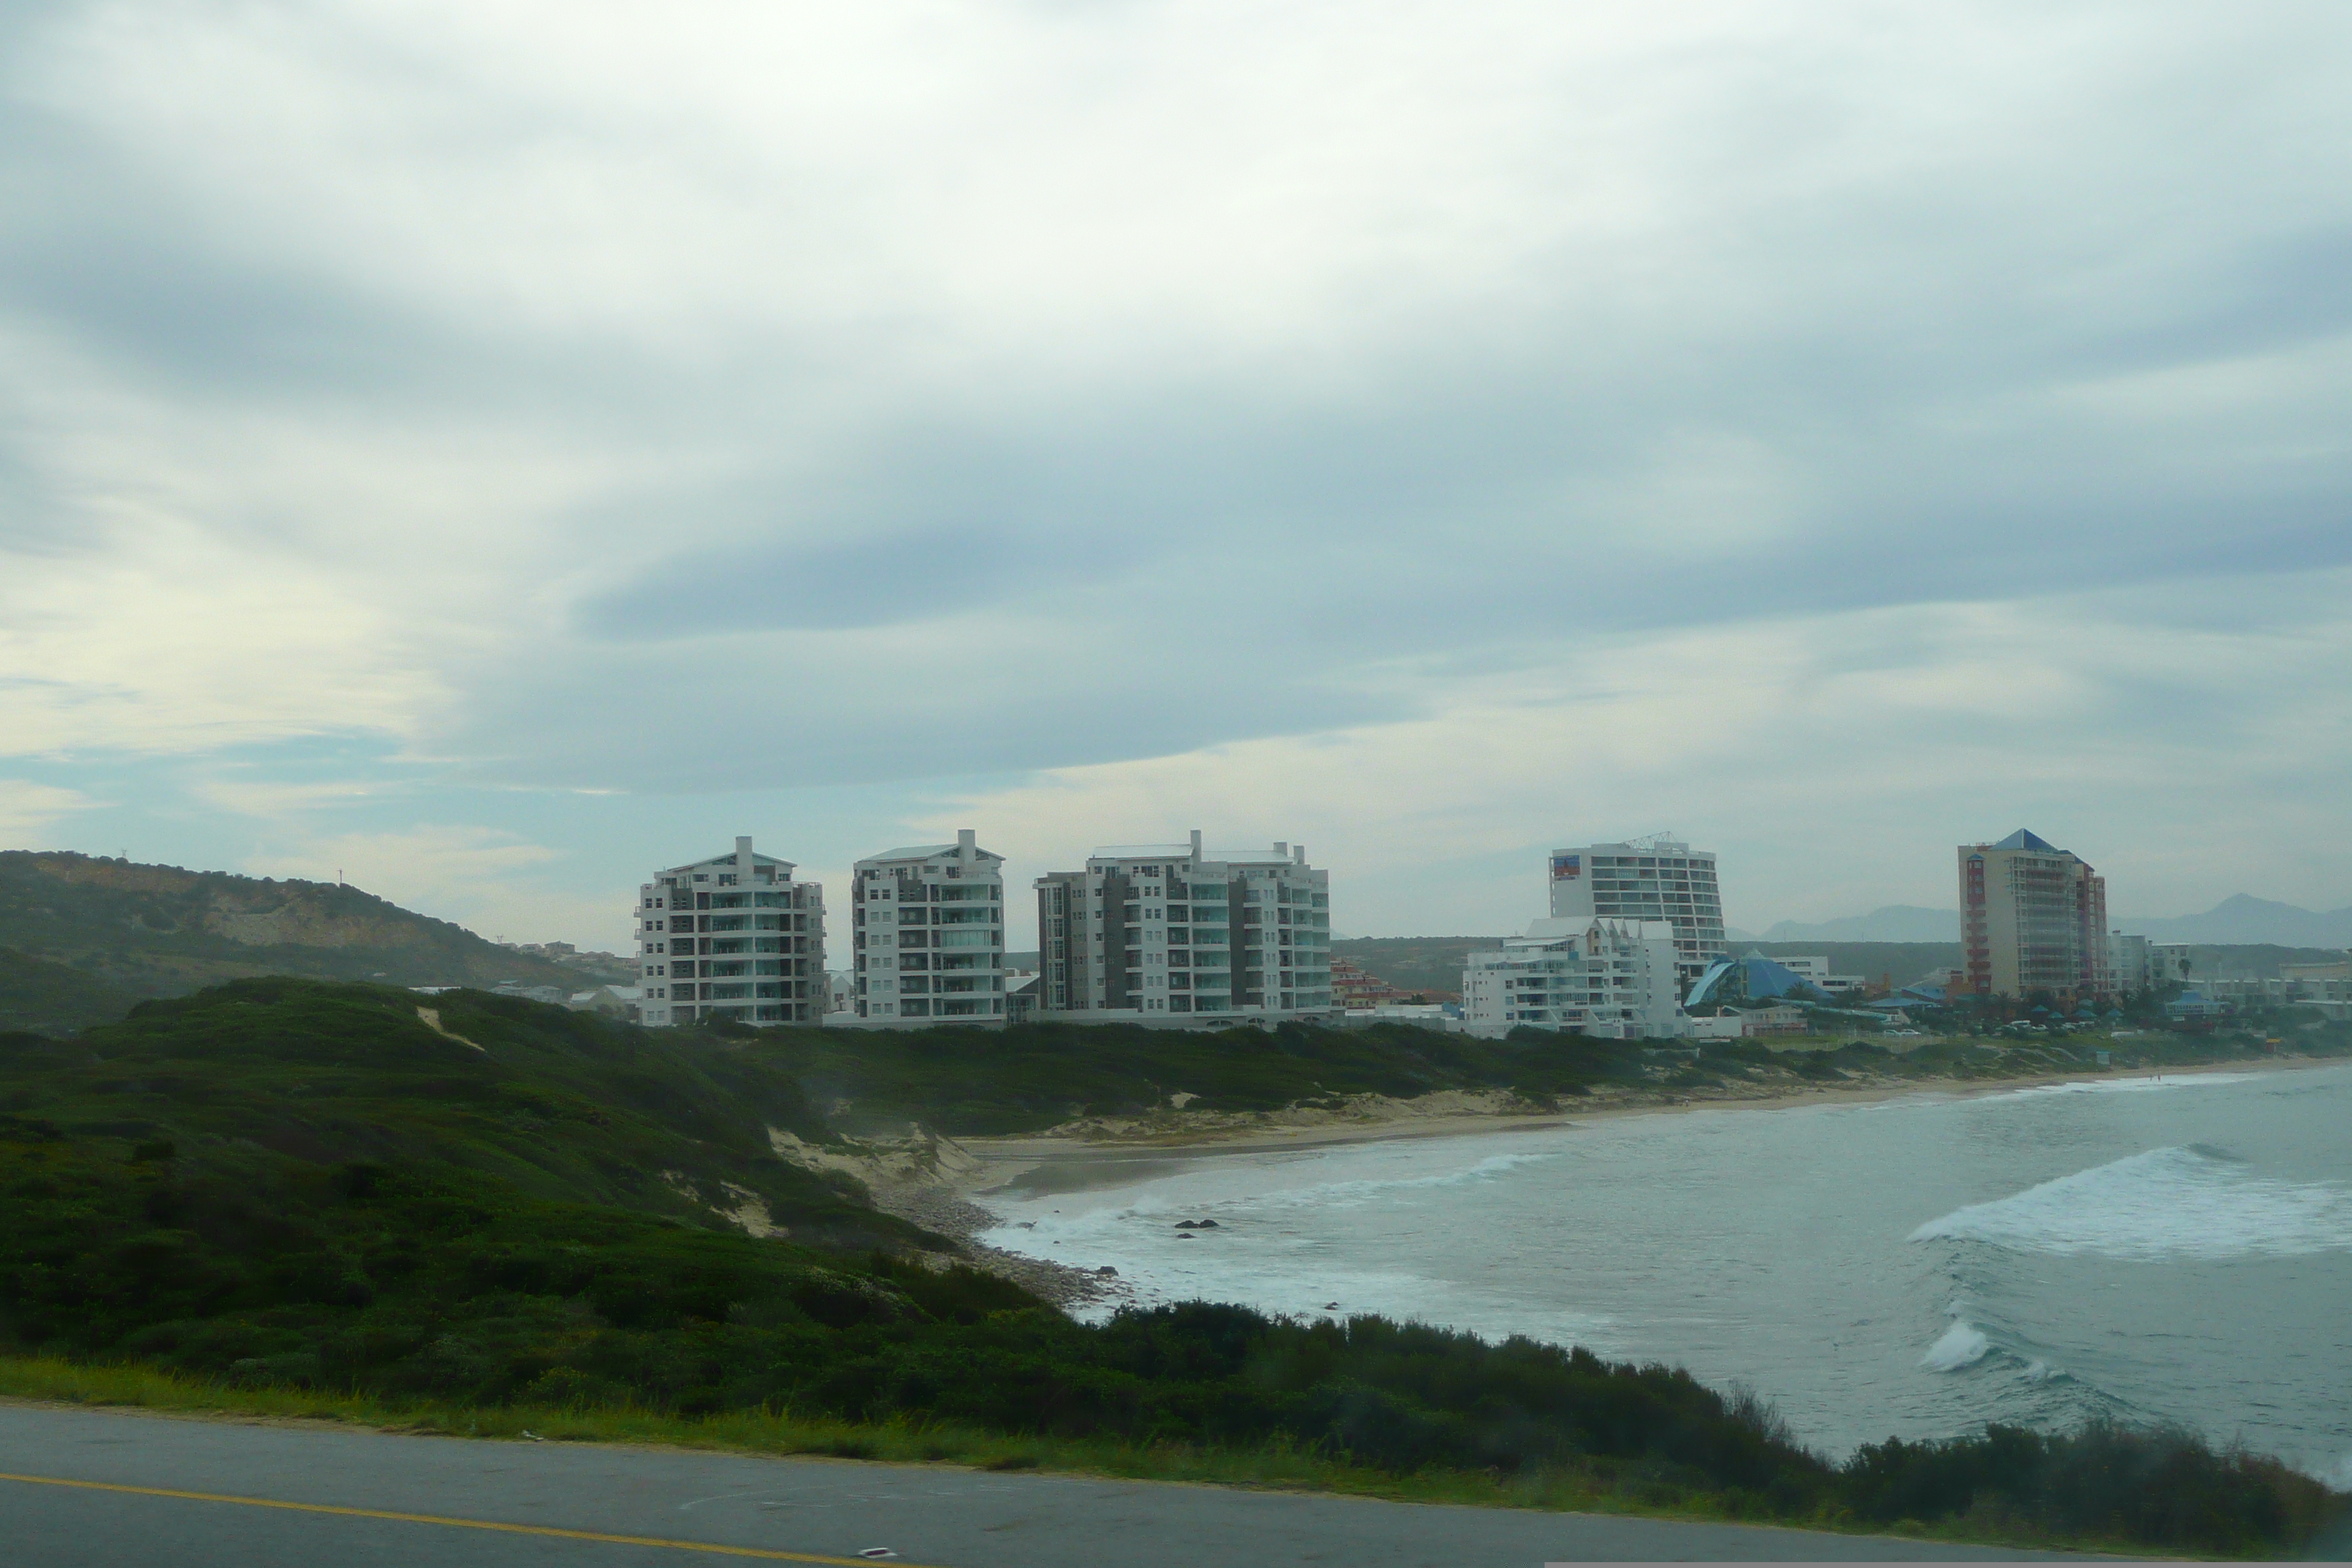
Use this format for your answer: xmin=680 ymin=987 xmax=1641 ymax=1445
xmin=0 ymin=852 xmax=584 ymax=1033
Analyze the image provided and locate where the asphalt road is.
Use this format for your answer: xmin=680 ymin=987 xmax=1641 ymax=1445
xmin=0 ymin=1401 xmax=2080 ymax=1564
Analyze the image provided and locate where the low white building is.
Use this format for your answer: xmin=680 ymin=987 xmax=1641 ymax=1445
xmin=1772 ymin=955 xmax=1866 ymax=995
xmin=1461 ymin=916 xmax=1688 ymax=1039
xmin=636 ymin=837 xmax=826 ymax=1027
xmin=565 ymin=984 xmax=643 ymax=1019
xmin=1689 ymin=1004 xmax=1811 ymax=1039
xmin=850 ymin=830 xmax=1009 ymax=1025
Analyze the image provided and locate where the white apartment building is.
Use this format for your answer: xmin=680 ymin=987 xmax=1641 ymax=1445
xmin=850 ymin=830 xmax=1009 ymax=1025
xmin=1035 ymin=832 xmax=1333 ymax=1023
xmin=1461 ymin=916 xmax=1689 ymax=1039
xmin=1548 ymin=833 xmax=1727 ymax=983
xmin=636 ymin=837 xmax=825 ymax=1027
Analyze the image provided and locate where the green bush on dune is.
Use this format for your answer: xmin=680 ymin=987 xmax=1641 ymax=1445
xmin=753 ymin=1017 xmax=1656 ymax=1135
xmin=0 ymin=981 xmax=2340 ymax=1557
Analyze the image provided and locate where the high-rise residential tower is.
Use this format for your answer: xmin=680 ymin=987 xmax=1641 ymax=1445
xmin=1958 ymin=829 xmax=2111 ymax=1000
xmin=636 ymin=837 xmax=825 ymax=1027
xmin=1547 ymin=833 xmax=1727 ymax=983
xmin=1036 ymin=832 xmax=1333 ymax=1023
xmin=850 ymin=829 xmax=1008 ymax=1025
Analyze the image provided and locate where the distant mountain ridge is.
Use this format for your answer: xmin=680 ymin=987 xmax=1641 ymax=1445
xmin=1747 ymin=894 xmax=2351 ymax=949
xmin=1757 ymin=905 xmax=1961 ymax=943
xmin=2112 ymin=893 xmax=2352 ymax=948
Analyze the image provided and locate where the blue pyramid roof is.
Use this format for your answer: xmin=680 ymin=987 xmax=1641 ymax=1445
xmin=1989 ymin=829 xmax=2059 ymax=852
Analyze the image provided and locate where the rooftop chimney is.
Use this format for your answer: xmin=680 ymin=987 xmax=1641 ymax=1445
xmin=1189 ymin=829 xmax=1203 ymax=863
xmin=1293 ymin=843 xmax=1306 ymax=865
xmin=1274 ymin=841 xmax=1288 ymax=857
xmin=958 ymin=827 xmax=976 ymax=867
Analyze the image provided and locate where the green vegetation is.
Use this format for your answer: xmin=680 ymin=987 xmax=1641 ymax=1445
xmin=760 ymin=1017 xmax=1665 ymax=1134
xmin=0 ymin=979 xmax=2340 ymax=1556
xmin=0 ymin=979 xmax=914 ymax=1248
xmin=0 ymin=946 xmax=146 ymax=1036
xmin=0 ymin=851 xmax=584 ymax=1030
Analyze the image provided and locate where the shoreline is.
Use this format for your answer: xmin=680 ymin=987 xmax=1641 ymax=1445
xmin=949 ymin=1052 xmax=2340 ymax=1202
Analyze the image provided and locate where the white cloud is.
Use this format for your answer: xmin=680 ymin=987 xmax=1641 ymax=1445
xmin=0 ymin=780 xmax=94 ymax=845
xmin=935 ymin=573 xmax=2352 ymax=942
xmin=1 ymin=1 xmax=2348 ymax=934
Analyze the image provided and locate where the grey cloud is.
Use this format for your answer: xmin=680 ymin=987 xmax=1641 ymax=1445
xmin=7 ymin=0 xmax=2352 ymax=817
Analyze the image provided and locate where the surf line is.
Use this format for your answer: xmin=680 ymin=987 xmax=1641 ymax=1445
xmin=0 ymin=1471 xmax=941 ymax=1565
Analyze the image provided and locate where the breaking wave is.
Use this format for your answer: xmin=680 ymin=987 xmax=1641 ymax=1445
xmin=1910 ymin=1146 xmax=2352 ymax=1261
xmin=1921 ymin=1319 xmax=1991 ymax=1371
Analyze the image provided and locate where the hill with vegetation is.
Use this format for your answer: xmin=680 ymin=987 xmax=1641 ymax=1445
xmin=0 ymin=946 xmax=148 ymax=1036
xmin=0 ymin=852 xmax=583 ymax=1033
xmin=1327 ymin=937 xmax=1503 ymax=995
xmin=0 ymin=979 xmax=2339 ymax=1556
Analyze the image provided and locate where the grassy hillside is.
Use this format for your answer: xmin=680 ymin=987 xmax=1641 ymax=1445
xmin=0 ymin=852 xmax=584 ymax=1033
xmin=1327 ymin=937 xmax=1503 ymax=994
xmin=0 ymin=978 xmax=911 ymax=1249
xmin=0 ymin=947 xmax=147 ymax=1036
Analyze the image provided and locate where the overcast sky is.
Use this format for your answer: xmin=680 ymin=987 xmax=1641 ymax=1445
xmin=4 ymin=0 xmax=2348 ymax=951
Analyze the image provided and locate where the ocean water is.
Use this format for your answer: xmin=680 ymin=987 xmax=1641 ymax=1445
xmin=976 ymin=1063 xmax=2352 ymax=1484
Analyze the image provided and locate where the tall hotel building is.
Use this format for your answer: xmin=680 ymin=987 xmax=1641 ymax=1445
xmin=636 ymin=837 xmax=825 ymax=1027
xmin=1036 ymin=832 xmax=1333 ymax=1022
xmin=851 ymin=830 xmax=1008 ymax=1024
xmin=1547 ymin=833 xmax=1727 ymax=983
xmin=1959 ymin=829 xmax=2111 ymax=1000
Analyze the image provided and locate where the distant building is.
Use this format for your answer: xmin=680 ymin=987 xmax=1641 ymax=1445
xmin=1461 ymin=916 xmax=1687 ymax=1039
xmin=565 ymin=984 xmax=642 ymax=1019
xmin=2107 ymin=931 xmax=2157 ymax=994
xmin=850 ymin=830 xmax=1008 ymax=1025
xmin=1548 ymin=833 xmax=1727 ymax=984
xmin=1689 ymin=1005 xmax=1809 ymax=1039
xmin=1771 ymin=955 xmax=1866 ymax=995
xmin=1957 ymin=830 xmax=2110 ymax=1000
xmin=1329 ymin=956 xmax=1432 ymax=1008
xmin=2165 ymin=990 xmax=2225 ymax=1022
xmin=1343 ymin=1001 xmax=1455 ymax=1026
xmin=1003 ymin=971 xmax=1041 ymax=1025
xmin=1034 ymin=832 xmax=1333 ymax=1023
xmin=636 ymin=837 xmax=826 ymax=1027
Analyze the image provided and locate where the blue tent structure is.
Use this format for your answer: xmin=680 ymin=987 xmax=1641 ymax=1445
xmin=1684 ymin=951 xmax=1820 ymax=1010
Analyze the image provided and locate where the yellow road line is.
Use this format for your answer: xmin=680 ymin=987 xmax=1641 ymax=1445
xmin=0 ymin=1470 xmax=941 ymax=1565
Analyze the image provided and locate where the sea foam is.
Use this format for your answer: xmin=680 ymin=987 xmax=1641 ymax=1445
xmin=1910 ymin=1146 xmax=2352 ymax=1261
